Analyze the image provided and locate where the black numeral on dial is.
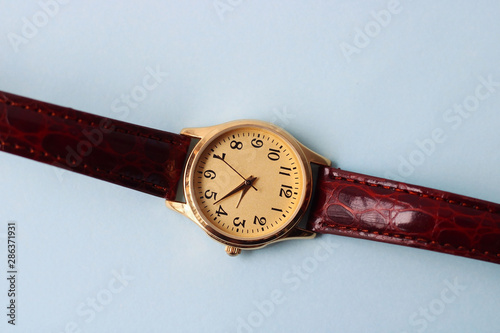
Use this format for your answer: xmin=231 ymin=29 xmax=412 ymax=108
xmin=216 ymin=205 xmax=228 ymax=217
xmin=230 ymin=140 xmax=243 ymax=150
xmin=213 ymin=153 xmax=226 ymax=161
xmin=268 ymin=148 xmax=280 ymax=161
xmin=233 ymin=217 xmax=246 ymax=227
xmin=253 ymin=216 xmax=267 ymax=226
xmin=279 ymin=185 xmax=292 ymax=198
xmin=204 ymin=189 xmax=218 ymax=200
xmin=251 ymin=139 xmax=263 ymax=148
xmin=279 ymin=166 xmax=291 ymax=176
xmin=204 ymin=170 xmax=216 ymax=179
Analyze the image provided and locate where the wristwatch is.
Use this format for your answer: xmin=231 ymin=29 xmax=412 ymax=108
xmin=1 ymin=91 xmax=499 ymax=263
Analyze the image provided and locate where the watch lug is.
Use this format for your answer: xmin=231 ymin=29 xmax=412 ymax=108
xmin=181 ymin=125 xmax=215 ymax=139
xmin=274 ymin=227 xmax=316 ymax=244
xmin=165 ymin=200 xmax=198 ymax=223
xmin=287 ymin=227 xmax=317 ymax=240
xmin=299 ymin=142 xmax=331 ymax=167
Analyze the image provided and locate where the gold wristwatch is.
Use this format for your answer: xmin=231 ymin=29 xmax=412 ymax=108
xmin=1 ymin=91 xmax=499 ymax=263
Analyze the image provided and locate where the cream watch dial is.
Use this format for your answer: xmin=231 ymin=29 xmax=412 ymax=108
xmin=190 ymin=125 xmax=306 ymax=241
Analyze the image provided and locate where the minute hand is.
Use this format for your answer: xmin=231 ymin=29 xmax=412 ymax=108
xmin=213 ymin=154 xmax=257 ymax=191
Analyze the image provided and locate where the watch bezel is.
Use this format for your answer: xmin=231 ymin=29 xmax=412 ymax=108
xmin=182 ymin=120 xmax=314 ymax=249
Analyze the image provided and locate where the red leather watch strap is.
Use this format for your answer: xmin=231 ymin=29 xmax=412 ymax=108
xmin=0 ymin=91 xmax=190 ymax=200
xmin=307 ymin=166 xmax=500 ymax=264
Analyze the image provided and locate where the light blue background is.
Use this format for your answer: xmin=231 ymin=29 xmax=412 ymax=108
xmin=1 ymin=1 xmax=499 ymax=332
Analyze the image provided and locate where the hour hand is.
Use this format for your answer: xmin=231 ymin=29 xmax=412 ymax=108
xmin=214 ymin=176 xmax=257 ymax=206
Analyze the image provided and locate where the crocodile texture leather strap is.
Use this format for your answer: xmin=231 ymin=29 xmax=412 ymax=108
xmin=307 ymin=167 xmax=500 ymax=264
xmin=0 ymin=91 xmax=190 ymax=200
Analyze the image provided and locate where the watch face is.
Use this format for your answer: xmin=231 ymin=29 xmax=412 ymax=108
xmin=186 ymin=121 xmax=311 ymax=247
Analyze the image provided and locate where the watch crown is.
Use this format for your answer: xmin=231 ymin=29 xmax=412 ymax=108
xmin=225 ymin=246 xmax=241 ymax=257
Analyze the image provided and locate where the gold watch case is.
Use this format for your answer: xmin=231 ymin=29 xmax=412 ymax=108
xmin=165 ymin=120 xmax=331 ymax=256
